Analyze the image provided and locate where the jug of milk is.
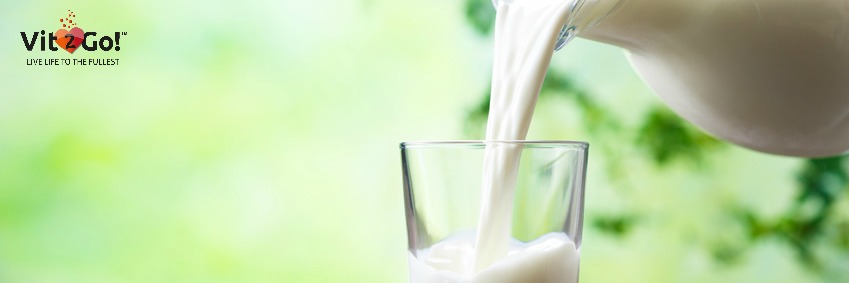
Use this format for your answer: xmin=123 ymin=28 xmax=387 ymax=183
xmin=549 ymin=0 xmax=849 ymax=157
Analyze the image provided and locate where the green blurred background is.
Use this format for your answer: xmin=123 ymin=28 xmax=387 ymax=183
xmin=2 ymin=0 xmax=848 ymax=282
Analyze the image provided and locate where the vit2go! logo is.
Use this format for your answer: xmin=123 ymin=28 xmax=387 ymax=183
xmin=21 ymin=10 xmax=127 ymax=66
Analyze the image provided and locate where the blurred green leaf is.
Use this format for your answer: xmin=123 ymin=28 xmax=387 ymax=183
xmin=635 ymin=107 xmax=722 ymax=165
xmin=797 ymin=157 xmax=848 ymax=205
xmin=735 ymin=156 xmax=849 ymax=268
xmin=465 ymin=0 xmax=496 ymax=35
xmin=593 ymin=214 xmax=637 ymax=238
xmin=710 ymin=242 xmax=746 ymax=264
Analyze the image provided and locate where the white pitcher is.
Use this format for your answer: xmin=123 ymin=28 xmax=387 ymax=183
xmin=553 ymin=0 xmax=849 ymax=157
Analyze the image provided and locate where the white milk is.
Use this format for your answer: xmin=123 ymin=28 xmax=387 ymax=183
xmin=409 ymin=232 xmax=580 ymax=283
xmin=410 ymin=0 xmax=583 ymax=282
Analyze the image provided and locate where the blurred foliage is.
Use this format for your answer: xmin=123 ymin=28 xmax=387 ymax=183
xmin=739 ymin=156 xmax=849 ymax=268
xmin=636 ymin=107 xmax=722 ymax=165
xmin=592 ymin=214 xmax=637 ymax=238
xmin=464 ymin=0 xmax=496 ymax=35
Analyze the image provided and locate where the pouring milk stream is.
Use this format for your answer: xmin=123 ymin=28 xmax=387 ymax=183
xmin=410 ymin=0 xmax=849 ymax=282
xmin=411 ymin=1 xmax=599 ymax=282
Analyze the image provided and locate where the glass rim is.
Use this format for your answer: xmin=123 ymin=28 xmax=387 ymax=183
xmin=400 ymin=140 xmax=589 ymax=149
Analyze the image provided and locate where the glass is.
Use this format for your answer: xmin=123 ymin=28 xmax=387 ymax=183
xmin=400 ymin=141 xmax=589 ymax=283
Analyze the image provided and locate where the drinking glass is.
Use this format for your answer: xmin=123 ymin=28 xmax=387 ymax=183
xmin=400 ymin=141 xmax=589 ymax=283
